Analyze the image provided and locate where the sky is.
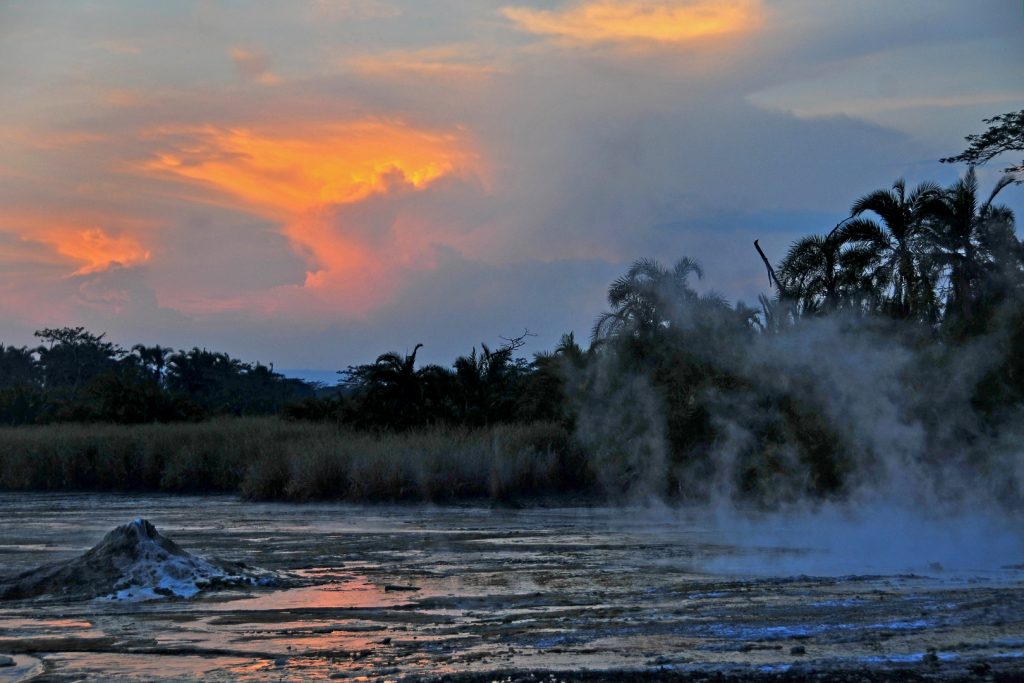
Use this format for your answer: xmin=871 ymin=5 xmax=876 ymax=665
xmin=1 ymin=0 xmax=1022 ymax=378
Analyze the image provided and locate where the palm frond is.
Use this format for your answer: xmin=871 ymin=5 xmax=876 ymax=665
xmin=672 ymin=257 xmax=704 ymax=283
xmin=982 ymin=173 xmax=1016 ymax=211
xmin=836 ymin=217 xmax=889 ymax=247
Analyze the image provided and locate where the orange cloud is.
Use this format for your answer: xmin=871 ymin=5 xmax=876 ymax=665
xmin=2 ymin=209 xmax=153 ymax=278
xmin=40 ymin=226 xmax=152 ymax=275
xmin=502 ymin=0 xmax=761 ymax=44
xmin=144 ymin=121 xmax=479 ymax=216
xmin=142 ymin=120 xmax=482 ymax=313
xmin=348 ymin=46 xmax=499 ymax=80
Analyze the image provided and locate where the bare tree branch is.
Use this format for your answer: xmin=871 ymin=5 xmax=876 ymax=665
xmin=754 ymin=240 xmax=788 ymax=298
xmin=499 ymin=329 xmax=536 ymax=353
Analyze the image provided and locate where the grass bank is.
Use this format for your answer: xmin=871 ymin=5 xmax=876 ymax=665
xmin=0 ymin=418 xmax=591 ymax=502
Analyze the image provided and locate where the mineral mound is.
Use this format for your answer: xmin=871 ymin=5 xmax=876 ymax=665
xmin=0 ymin=518 xmax=277 ymax=601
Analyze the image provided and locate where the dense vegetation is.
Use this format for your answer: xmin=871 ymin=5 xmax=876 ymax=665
xmin=2 ymin=112 xmax=1022 ymax=506
xmin=0 ymin=328 xmax=315 ymax=424
xmin=0 ymin=419 xmax=582 ymax=503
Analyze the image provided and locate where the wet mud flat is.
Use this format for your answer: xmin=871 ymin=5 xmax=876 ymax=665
xmin=0 ymin=494 xmax=1022 ymax=682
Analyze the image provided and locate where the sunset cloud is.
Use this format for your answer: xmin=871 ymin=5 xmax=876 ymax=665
xmin=49 ymin=228 xmax=151 ymax=276
xmin=20 ymin=223 xmax=151 ymax=277
xmin=348 ymin=46 xmax=499 ymax=80
xmin=502 ymin=0 xmax=762 ymax=45
xmin=0 ymin=205 xmax=153 ymax=279
xmin=143 ymin=121 xmax=480 ymax=216
xmin=0 ymin=0 xmax=1019 ymax=369
xmin=140 ymin=120 xmax=483 ymax=313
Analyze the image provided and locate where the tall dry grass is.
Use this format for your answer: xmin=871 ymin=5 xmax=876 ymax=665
xmin=0 ymin=418 xmax=590 ymax=502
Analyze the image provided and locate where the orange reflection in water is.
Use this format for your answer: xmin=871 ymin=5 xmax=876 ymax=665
xmin=0 ymin=618 xmax=94 ymax=631
xmin=212 ymin=577 xmax=422 ymax=611
xmin=227 ymin=655 xmax=397 ymax=681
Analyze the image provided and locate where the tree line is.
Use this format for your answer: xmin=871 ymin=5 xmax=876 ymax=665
xmin=1 ymin=110 xmax=1021 ymax=505
xmin=0 ymin=322 xmax=583 ymax=428
xmin=575 ymin=167 xmax=1023 ymax=499
xmin=0 ymin=328 xmax=314 ymax=424
xmin=772 ymin=168 xmax=1019 ymax=335
xmin=289 ymin=110 xmax=1024 ymax=503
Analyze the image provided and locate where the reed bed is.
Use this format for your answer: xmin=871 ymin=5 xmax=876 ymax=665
xmin=0 ymin=418 xmax=590 ymax=502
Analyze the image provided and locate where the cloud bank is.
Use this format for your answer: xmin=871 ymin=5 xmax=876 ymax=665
xmin=0 ymin=0 xmax=1020 ymax=370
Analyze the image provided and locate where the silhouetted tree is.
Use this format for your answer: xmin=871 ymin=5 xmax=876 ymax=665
xmin=777 ymin=231 xmax=881 ymax=316
xmin=34 ymin=327 xmax=122 ymax=399
xmin=942 ymin=109 xmax=1024 ymax=180
xmin=923 ymin=169 xmax=1019 ymax=333
xmin=167 ymin=348 xmax=241 ymax=414
xmin=592 ymin=257 xmax=711 ymax=344
xmin=86 ymin=364 xmax=196 ymax=423
xmin=0 ymin=344 xmax=38 ymax=388
xmin=0 ymin=344 xmax=44 ymax=425
xmin=842 ymin=178 xmax=943 ymax=320
xmin=342 ymin=344 xmax=426 ymax=429
xmin=451 ymin=340 xmax=527 ymax=426
xmin=129 ymin=344 xmax=172 ymax=384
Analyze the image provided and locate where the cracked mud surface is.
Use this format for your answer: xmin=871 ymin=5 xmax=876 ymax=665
xmin=0 ymin=493 xmax=1022 ymax=682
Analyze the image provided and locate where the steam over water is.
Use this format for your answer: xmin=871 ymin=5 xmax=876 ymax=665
xmin=574 ymin=312 xmax=1024 ymax=512
xmin=1 ymin=493 xmax=1022 ymax=681
xmin=692 ymin=503 xmax=1023 ymax=578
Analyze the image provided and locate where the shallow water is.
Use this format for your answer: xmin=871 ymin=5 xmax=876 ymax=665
xmin=0 ymin=493 xmax=1022 ymax=681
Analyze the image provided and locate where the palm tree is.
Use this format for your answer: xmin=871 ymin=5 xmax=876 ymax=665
xmin=0 ymin=345 xmax=38 ymax=388
xmin=130 ymin=344 xmax=172 ymax=384
xmin=840 ymin=178 xmax=943 ymax=320
xmin=33 ymin=327 xmax=122 ymax=401
xmin=344 ymin=344 xmax=425 ymax=428
xmin=591 ymin=257 xmax=727 ymax=343
xmin=451 ymin=342 xmax=523 ymax=425
xmin=923 ymin=169 xmax=1017 ymax=329
xmin=554 ymin=331 xmax=587 ymax=366
xmin=777 ymin=233 xmax=876 ymax=315
xmin=166 ymin=347 xmax=255 ymax=416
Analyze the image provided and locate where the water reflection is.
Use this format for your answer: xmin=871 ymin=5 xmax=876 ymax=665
xmin=0 ymin=493 xmax=1021 ymax=681
xmin=211 ymin=577 xmax=423 ymax=611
